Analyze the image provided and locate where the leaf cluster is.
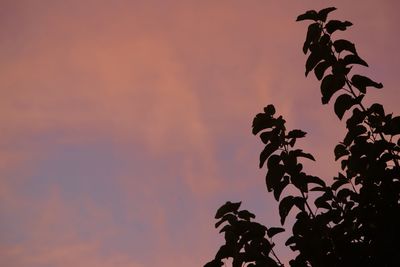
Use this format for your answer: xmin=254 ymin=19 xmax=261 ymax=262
xmin=205 ymin=7 xmax=400 ymax=267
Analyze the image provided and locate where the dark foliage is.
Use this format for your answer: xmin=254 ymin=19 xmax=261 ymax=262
xmin=205 ymin=7 xmax=400 ymax=267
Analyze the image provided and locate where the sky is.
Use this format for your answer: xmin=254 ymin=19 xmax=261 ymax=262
xmin=1 ymin=1 xmax=400 ymax=266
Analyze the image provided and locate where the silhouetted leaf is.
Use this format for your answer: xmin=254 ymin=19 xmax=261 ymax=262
xmin=293 ymin=149 xmax=316 ymax=161
xmin=343 ymin=125 xmax=367 ymax=146
xmin=314 ymin=60 xmax=331 ymax=80
xmin=384 ymin=116 xmax=400 ymax=135
xmin=238 ymin=210 xmax=256 ymax=221
xmin=332 ymin=173 xmax=348 ymax=191
xmin=346 ymin=108 xmax=366 ymax=129
xmin=343 ymin=54 xmax=368 ymax=67
xmin=306 ymin=175 xmax=326 ymax=187
xmin=252 ymin=113 xmax=275 ymax=135
xmin=259 ymin=142 xmax=280 ymax=168
xmin=351 ymin=74 xmax=383 ymax=93
xmin=273 ymin=176 xmax=290 ymax=201
xmin=334 ymin=94 xmax=354 ymax=120
xmin=279 ymin=196 xmax=295 ymax=225
xmin=296 ymin=10 xmax=319 ymax=22
xmin=303 ymin=23 xmax=321 ymax=54
xmin=215 ymin=244 xmax=235 ymax=260
xmin=333 ymin=39 xmax=356 ymax=54
xmin=264 ymin=104 xmax=276 ymax=116
xmin=291 ymin=173 xmax=308 ymax=192
xmin=285 ymin=235 xmax=297 ymax=247
xmin=325 ymin=20 xmax=352 ymax=34
xmin=317 ymin=7 xmax=337 ymax=22
xmin=267 ymin=227 xmax=285 ymax=238
xmin=287 ymin=129 xmax=307 ymax=139
xmin=369 ymin=103 xmax=385 ymax=116
xmin=320 ymin=74 xmax=345 ymax=104
xmin=215 ymin=201 xmax=241 ymax=219
xmin=266 ymin=163 xmax=285 ymax=192
xmin=260 ymin=130 xmax=273 ymax=144
xmin=315 ymin=195 xmax=331 ymax=210
xmin=306 ymin=51 xmax=322 ymax=76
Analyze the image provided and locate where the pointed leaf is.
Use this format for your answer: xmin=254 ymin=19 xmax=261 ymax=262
xmin=279 ymin=196 xmax=295 ymax=225
xmin=306 ymin=175 xmax=326 ymax=187
xmin=314 ymin=60 xmax=331 ymax=80
xmin=334 ymin=143 xmax=349 ymax=160
xmin=267 ymin=227 xmax=285 ymax=238
xmin=215 ymin=201 xmax=241 ymax=219
xmin=238 ymin=210 xmax=256 ymax=221
xmin=334 ymin=94 xmax=355 ymax=120
xmin=302 ymin=23 xmax=321 ymax=54
xmin=317 ymin=7 xmax=337 ymax=22
xmin=325 ymin=20 xmax=353 ymax=34
xmin=259 ymin=142 xmax=280 ymax=168
xmin=333 ymin=39 xmax=357 ymax=54
xmin=287 ymin=129 xmax=307 ymax=138
xmin=296 ymin=10 xmax=319 ymax=22
xmin=305 ymin=50 xmax=323 ymax=76
xmin=320 ymin=74 xmax=346 ymax=104
xmin=266 ymin=164 xmax=285 ymax=192
xmin=343 ymin=54 xmax=368 ymax=67
xmin=351 ymin=74 xmax=383 ymax=93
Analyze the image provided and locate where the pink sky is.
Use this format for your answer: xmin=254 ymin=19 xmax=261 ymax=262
xmin=1 ymin=1 xmax=399 ymax=266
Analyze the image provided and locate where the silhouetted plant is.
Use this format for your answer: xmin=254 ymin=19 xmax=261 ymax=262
xmin=205 ymin=7 xmax=400 ymax=267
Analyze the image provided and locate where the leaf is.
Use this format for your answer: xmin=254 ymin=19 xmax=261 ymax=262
xmin=331 ymin=173 xmax=348 ymax=191
xmin=238 ymin=210 xmax=256 ymax=221
xmin=267 ymin=227 xmax=285 ymax=238
xmin=333 ymin=39 xmax=357 ymax=54
xmin=273 ymin=176 xmax=290 ymax=201
xmin=259 ymin=142 xmax=280 ymax=168
xmin=343 ymin=54 xmax=368 ymax=67
xmin=263 ymin=104 xmax=276 ymax=116
xmin=291 ymin=173 xmax=308 ymax=193
xmin=317 ymin=7 xmax=337 ymax=22
xmin=215 ymin=201 xmax=241 ymax=219
xmin=305 ymin=50 xmax=324 ymax=76
xmin=296 ymin=10 xmax=319 ymax=22
xmin=306 ymin=175 xmax=326 ymax=187
xmin=279 ymin=196 xmax=295 ymax=225
xmin=325 ymin=20 xmax=353 ymax=34
xmin=334 ymin=94 xmax=355 ymax=120
xmin=315 ymin=195 xmax=331 ymax=210
xmin=293 ymin=197 xmax=306 ymax=211
xmin=314 ymin=60 xmax=331 ymax=80
xmin=384 ymin=116 xmax=400 ymax=135
xmin=320 ymin=74 xmax=346 ymax=104
xmin=260 ymin=130 xmax=273 ymax=144
xmin=302 ymin=23 xmax=321 ymax=54
xmin=369 ymin=103 xmax=385 ymax=116
xmin=215 ymin=244 xmax=235 ymax=260
xmin=346 ymin=108 xmax=366 ymax=129
xmin=334 ymin=143 xmax=349 ymax=161
xmin=287 ymin=129 xmax=307 ymax=138
xmin=265 ymin=164 xmax=285 ymax=192
xmin=252 ymin=113 xmax=274 ymax=135
xmin=343 ymin=125 xmax=367 ymax=146
xmin=292 ymin=149 xmax=315 ymax=161
xmin=285 ymin=235 xmax=297 ymax=246
xmin=351 ymin=74 xmax=383 ymax=93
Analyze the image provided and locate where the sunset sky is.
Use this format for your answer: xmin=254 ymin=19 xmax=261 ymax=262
xmin=1 ymin=1 xmax=400 ymax=266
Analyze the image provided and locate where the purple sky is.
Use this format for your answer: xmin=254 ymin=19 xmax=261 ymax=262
xmin=1 ymin=1 xmax=400 ymax=266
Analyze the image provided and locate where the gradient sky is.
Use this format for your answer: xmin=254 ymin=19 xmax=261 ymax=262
xmin=1 ymin=1 xmax=400 ymax=266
